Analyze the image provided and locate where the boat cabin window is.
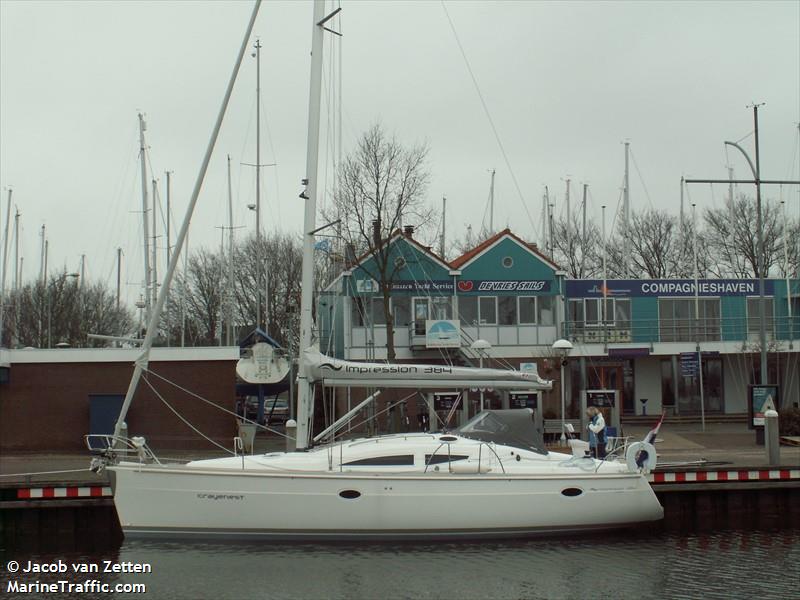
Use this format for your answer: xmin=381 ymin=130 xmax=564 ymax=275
xmin=343 ymin=455 xmax=415 ymax=466
xmin=425 ymin=454 xmax=469 ymax=465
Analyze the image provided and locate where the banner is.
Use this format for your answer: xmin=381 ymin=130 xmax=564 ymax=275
xmin=567 ymin=279 xmax=775 ymax=298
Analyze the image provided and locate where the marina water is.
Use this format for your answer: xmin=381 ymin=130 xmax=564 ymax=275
xmin=3 ymin=528 xmax=798 ymax=599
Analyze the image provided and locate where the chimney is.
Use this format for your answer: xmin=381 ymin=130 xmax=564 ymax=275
xmin=404 ymin=225 xmax=414 ymax=238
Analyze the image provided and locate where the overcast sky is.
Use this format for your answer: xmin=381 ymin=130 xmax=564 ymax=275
xmin=1 ymin=0 xmax=798 ymax=306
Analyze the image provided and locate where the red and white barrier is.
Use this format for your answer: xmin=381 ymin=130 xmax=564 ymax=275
xmin=649 ymin=469 xmax=800 ymax=484
xmin=16 ymin=486 xmax=112 ymax=499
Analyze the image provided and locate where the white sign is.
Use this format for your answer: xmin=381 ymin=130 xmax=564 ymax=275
xmin=355 ymin=279 xmax=378 ymax=293
xmin=425 ymin=320 xmax=461 ymax=348
xmin=519 ymin=362 xmax=539 ymax=377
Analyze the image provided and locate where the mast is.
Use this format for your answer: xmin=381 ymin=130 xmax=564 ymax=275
xmin=753 ymin=104 xmax=767 ymax=384
xmin=601 ymin=205 xmax=607 ymax=323
xmin=39 ymin=224 xmax=45 ymax=284
xmin=113 ymin=0 xmax=262 ymax=440
xmin=227 ymin=154 xmax=235 ymax=346
xmin=440 ymin=195 xmax=446 ymax=258
xmin=692 ymin=202 xmax=705 ymax=431
xmin=295 ymin=0 xmax=329 ymax=450
xmin=254 ymin=37 xmax=263 ymax=332
xmin=151 ymin=178 xmax=159 ymax=310
xmin=138 ymin=113 xmax=152 ymax=323
xmin=0 ymin=188 xmax=11 ymax=346
xmin=116 ymin=247 xmax=122 ymax=310
xmin=581 ymin=183 xmax=587 ymax=277
xmin=13 ymin=207 xmax=20 ymax=291
xmin=727 ymin=166 xmax=735 ymax=272
xmin=165 ymin=171 xmax=172 ymax=345
xmin=623 ymin=141 xmax=630 ymax=278
xmin=488 ymin=168 xmax=495 ymax=232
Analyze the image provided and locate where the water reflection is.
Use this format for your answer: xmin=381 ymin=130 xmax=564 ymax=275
xmin=3 ymin=529 xmax=798 ymax=600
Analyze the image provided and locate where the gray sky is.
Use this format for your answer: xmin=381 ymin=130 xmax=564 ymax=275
xmin=1 ymin=1 xmax=798 ymax=306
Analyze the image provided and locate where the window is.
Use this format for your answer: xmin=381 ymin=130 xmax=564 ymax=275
xmin=568 ymin=299 xmax=584 ymax=323
xmin=502 ymin=256 xmax=514 ymax=268
xmin=538 ymin=295 xmax=554 ymax=326
xmin=585 ymin=298 xmax=600 ymax=325
xmin=498 ymin=296 xmax=517 ymax=325
xmin=479 ymin=297 xmax=497 ymax=325
xmin=351 ymin=297 xmax=366 ymax=327
xmin=432 ymin=296 xmax=452 ymax=320
xmin=371 ymin=298 xmax=387 ymax=325
xmin=392 ymin=296 xmax=410 ymax=327
xmin=615 ymin=299 xmax=631 ymax=327
xmin=344 ymin=455 xmax=414 ymax=466
xmin=659 ymin=298 xmax=721 ymax=341
xmin=424 ymin=454 xmax=469 ymax=465
xmin=519 ymin=296 xmax=537 ymax=324
xmin=747 ymin=297 xmax=774 ymax=334
xmin=459 ymin=296 xmax=478 ymax=325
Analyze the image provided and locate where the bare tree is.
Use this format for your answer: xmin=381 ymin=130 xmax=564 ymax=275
xmin=551 ymin=215 xmax=601 ymax=278
xmin=703 ymin=194 xmax=784 ymax=278
xmin=327 ymin=123 xmax=432 ymax=361
xmin=3 ymin=271 xmax=133 ymax=348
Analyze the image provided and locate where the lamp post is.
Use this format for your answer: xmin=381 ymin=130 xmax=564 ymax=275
xmin=552 ymin=338 xmax=573 ymax=443
xmin=470 ymin=339 xmax=491 ymax=411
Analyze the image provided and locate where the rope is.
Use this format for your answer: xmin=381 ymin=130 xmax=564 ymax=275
xmin=142 ymin=366 xmax=294 ymax=440
xmin=141 ymin=372 xmax=235 ymax=455
xmin=0 ymin=468 xmax=93 ymax=479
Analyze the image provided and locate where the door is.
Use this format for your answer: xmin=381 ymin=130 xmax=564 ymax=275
xmin=413 ymin=297 xmax=429 ymax=336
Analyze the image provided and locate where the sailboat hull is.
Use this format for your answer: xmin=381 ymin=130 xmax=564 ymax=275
xmin=110 ymin=463 xmax=663 ymax=540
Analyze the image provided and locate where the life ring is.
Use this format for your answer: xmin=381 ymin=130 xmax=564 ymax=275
xmin=626 ymin=441 xmax=657 ymax=473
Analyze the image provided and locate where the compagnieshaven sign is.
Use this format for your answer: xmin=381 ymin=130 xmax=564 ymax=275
xmin=567 ymin=279 xmax=774 ymax=298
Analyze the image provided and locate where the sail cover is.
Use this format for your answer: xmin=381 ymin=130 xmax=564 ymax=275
xmin=304 ymin=350 xmax=552 ymax=390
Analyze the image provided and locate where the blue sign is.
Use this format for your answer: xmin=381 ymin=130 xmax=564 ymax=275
xmin=567 ymin=279 xmax=775 ymax=298
xmin=680 ymin=352 xmax=699 ymax=377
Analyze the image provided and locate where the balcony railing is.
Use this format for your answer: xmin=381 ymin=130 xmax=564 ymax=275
xmin=563 ymin=315 xmax=799 ymax=345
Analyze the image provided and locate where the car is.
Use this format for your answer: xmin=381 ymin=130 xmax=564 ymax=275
xmin=241 ymin=396 xmax=289 ymax=426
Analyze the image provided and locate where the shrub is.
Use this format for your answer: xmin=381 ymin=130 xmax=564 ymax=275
xmin=779 ymin=407 xmax=800 ymax=437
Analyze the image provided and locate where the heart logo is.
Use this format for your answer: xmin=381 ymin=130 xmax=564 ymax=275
xmin=457 ymin=280 xmax=474 ymax=292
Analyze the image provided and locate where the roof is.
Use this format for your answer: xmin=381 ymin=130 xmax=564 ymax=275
xmin=450 ymin=228 xmax=561 ymax=271
xmin=349 ymin=228 xmax=452 ymax=273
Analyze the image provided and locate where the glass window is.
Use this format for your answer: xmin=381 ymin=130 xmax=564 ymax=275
xmin=432 ymin=296 xmax=452 ymax=320
xmin=568 ymin=299 xmax=584 ymax=323
xmin=538 ymin=295 xmax=554 ymax=326
xmin=498 ymin=296 xmax=517 ymax=325
xmin=479 ymin=297 xmax=496 ymax=325
xmin=392 ymin=296 xmax=410 ymax=327
xmin=371 ymin=298 xmax=387 ymax=325
xmin=604 ymin=298 xmax=615 ymax=324
xmin=351 ymin=297 xmax=366 ymax=327
xmin=344 ymin=455 xmax=414 ymax=466
xmin=586 ymin=298 xmax=600 ymax=325
xmin=747 ymin=297 xmax=774 ymax=333
xmin=459 ymin=296 xmax=478 ymax=325
xmin=615 ymin=299 xmax=631 ymax=326
xmin=661 ymin=359 xmax=675 ymax=407
xmin=519 ymin=296 xmax=537 ymax=324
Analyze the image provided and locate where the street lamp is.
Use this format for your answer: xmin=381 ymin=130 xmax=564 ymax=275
xmin=552 ymin=338 xmax=573 ymax=443
xmin=470 ymin=339 xmax=492 ymax=411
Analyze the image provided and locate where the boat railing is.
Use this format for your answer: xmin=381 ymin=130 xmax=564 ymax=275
xmin=85 ymin=434 xmax=162 ymax=465
xmin=423 ymin=440 xmax=505 ymax=475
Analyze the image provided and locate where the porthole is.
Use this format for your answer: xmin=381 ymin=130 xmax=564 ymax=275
xmin=339 ymin=490 xmax=361 ymax=500
xmin=502 ymin=256 xmax=513 ymax=268
xmin=439 ymin=435 xmax=457 ymax=442
xmin=395 ymin=256 xmax=407 ymax=268
xmin=561 ymin=487 xmax=583 ymax=497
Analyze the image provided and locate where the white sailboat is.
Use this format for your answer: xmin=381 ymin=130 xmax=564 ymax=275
xmin=90 ymin=0 xmax=663 ymax=540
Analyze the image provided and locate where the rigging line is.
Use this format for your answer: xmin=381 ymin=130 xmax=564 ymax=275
xmin=440 ymin=1 xmax=538 ymax=240
xmin=347 ymin=395 xmax=416 ymax=435
xmin=734 ymin=130 xmax=754 ymax=145
xmin=141 ymin=366 xmax=293 ymax=439
xmin=141 ymin=371 xmax=235 ymax=455
xmin=628 ymin=149 xmax=654 ymax=209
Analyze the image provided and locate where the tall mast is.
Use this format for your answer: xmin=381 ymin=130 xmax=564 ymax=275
xmin=623 ymin=141 xmax=630 ymax=278
xmin=488 ymin=168 xmax=495 ymax=232
xmin=151 ymin=179 xmax=159 ymax=310
xmin=113 ymin=0 xmax=262 ymax=440
xmin=679 ymin=175 xmax=685 ymax=228
xmin=254 ymin=37 xmax=263 ymax=332
xmin=165 ymin=170 xmax=172 ymax=345
xmin=138 ymin=113 xmax=152 ymax=323
xmin=227 ymin=154 xmax=235 ymax=346
xmin=13 ymin=207 xmax=20 ymax=291
xmin=39 ymin=224 xmax=45 ymax=284
xmin=0 ymin=188 xmax=11 ymax=346
xmin=752 ymin=104 xmax=767 ymax=384
xmin=116 ymin=247 xmax=122 ymax=310
xmin=601 ymin=205 xmax=607 ymax=322
xmin=296 ymin=0 xmax=329 ymax=450
xmin=440 ymin=195 xmax=446 ymax=258
xmin=692 ymin=202 xmax=705 ymax=431
xmin=727 ymin=166 xmax=735 ymax=274
xmin=581 ymin=183 xmax=587 ymax=277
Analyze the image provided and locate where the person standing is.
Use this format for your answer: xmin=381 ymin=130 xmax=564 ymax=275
xmin=587 ymin=406 xmax=607 ymax=459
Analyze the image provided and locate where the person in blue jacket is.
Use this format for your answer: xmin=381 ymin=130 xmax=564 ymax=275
xmin=586 ymin=406 xmax=607 ymax=459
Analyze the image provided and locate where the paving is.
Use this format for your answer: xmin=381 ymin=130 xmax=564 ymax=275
xmin=1 ymin=423 xmax=798 ymax=488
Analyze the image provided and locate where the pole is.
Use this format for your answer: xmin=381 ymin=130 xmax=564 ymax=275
xmin=601 ymin=205 xmax=607 ymax=320
xmin=727 ymin=166 xmax=735 ymax=271
xmin=166 ymin=170 xmax=172 ymax=346
xmin=295 ymin=0 xmax=327 ymax=450
xmin=113 ymin=0 xmax=262 ymax=440
xmin=440 ymin=195 xmax=446 ymax=258
xmin=138 ymin=113 xmax=152 ymax=323
xmin=479 ymin=354 xmax=484 ymax=411
xmin=151 ymin=178 xmax=159 ymax=310
xmin=782 ymin=200 xmax=793 ymax=350
xmin=43 ymin=239 xmax=48 ymax=285
xmin=39 ymin=224 xmax=45 ymax=284
xmin=116 ymin=248 xmax=122 ymax=310
xmin=227 ymin=155 xmax=235 ymax=346
xmin=0 ymin=188 xmax=11 ymax=346
xmin=489 ymin=169 xmax=495 ymax=232
xmin=254 ymin=38 xmax=262 ymax=331
xmin=581 ymin=183 xmax=587 ymax=277
xmin=80 ymin=255 xmax=85 ymax=289
xmin=13 ymin=208 xmax=19 ymax=291
xmin=692 ymin=203 xmax=706 ymax=431
xmin=624 ymin=141 xmax=630 ymax=278
xmin=753 ymin=104 xmax=768 ymax=385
